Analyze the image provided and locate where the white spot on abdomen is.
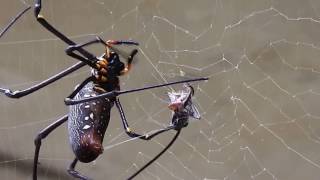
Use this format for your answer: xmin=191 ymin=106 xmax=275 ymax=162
xmin=83 ymin=125 xmax=91 ymax=129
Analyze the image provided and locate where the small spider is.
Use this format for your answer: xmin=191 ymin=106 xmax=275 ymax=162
xmin=168 ymin=84 xmax=201 ymax=127
xmin=0 ymin=1 xmax=208 ymax=180
xmin=128 ymin=84 xmax=201 ymax=180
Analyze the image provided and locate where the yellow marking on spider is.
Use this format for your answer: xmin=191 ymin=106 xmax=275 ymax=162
xmin=98 ymin=60 xmax=107 ymax=67
xmin=37 ymin=14 xmax=44 ymax=19
xmin=100 ymin=76 xmax=108 ymax=82
xmin=93 ymin=86 xmax=106 ymax=93
xmin=100 ymin=68 xmax=107 ymax=74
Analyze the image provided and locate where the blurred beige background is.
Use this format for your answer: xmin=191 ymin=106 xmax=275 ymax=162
xmin=1 ymin=0 xmax=320 ymax=179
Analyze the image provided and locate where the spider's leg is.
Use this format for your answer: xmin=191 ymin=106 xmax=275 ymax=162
xmin=120 ymin=49 xmax=138 ymax=75
xmin=66 ymin=38 xmax=139 ymax=69
xmin=115 ymin=98 xmax=175 ymax=140
xmin=65 ymin=36 xmax=107 ymax=55
xmin=0 ymin=6 xmax=31 ymax=39
xmin=65 ymin=76 xmax=94 ymax=100
xmin=68 ymin=158 xmax=91 ymax=180
xmin=65 ymin=36 xmax=109 ymax=68
xmin=127 ymin=49 xmax=139 ymax=64
xmin=127 ymin=129 xmax=181 ymax=180
xmin=33 ymin=115 xmax=68 ymax=180
xmin=107 ymin=40 xmax=139 ymax=46
xmin=64 ymin=77 xmax=209 ymax=105
xmin=0 ymin=62 xmax=85 ymax=98
xmin=34 ymin=0 xmax=96 ymax=63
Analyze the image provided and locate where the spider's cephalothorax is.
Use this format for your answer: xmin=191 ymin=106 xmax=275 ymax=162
xmin=92 ymin=50 xmax=126 ymax=92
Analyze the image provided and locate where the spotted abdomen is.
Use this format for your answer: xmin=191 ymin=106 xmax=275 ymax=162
xmin=68 ymin=82 xmax=113 ymax=163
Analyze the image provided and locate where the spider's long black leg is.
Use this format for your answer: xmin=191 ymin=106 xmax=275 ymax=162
xmin=64 ymin=36 xmax=108 ymax=67
xmin=34 ymin=0 xmax=73 ymax=45
xmin=0 ymin=61 xmax=86 ymax=98
xmin=64 ymin=77 xmax=209 ymax=105
xmin=34 ymin=0 xmax=96 ymax=64
xmin=66 ymin=38 xmax=139 ymax=63
xmin=0 ymin=6 xmax=31 ymax=39
xmin=67 ymin=158 xmax=91 ymax=180
xmin=127 ymin=49 xmax=139 ymax=64
xmin=127 ymin=129 xmax=181 ymax=180
xmin=120 ymin=49 xmax=139 ymax=75
xmin=115 ymin=98 xmax=175 ymax=140
xmin=107 ymin=40 xmax=139 ymax=46
xmin=33 ymin=115 xmax=68 ymax=180
xmin=65 ymin=37 xmax=106 ymax=54
xmin=65 ymin=76 xmax=94 ymax=101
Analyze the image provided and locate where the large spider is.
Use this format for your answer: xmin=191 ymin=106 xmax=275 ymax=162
xmin=0 ymin=1 xmax=208 ymax=180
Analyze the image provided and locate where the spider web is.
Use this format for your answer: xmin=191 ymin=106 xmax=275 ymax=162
xmin=1 ymin=0 xmax=320 ymax=179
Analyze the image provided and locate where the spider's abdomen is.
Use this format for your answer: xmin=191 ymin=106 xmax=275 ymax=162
xmin=68 ymin=82 xmax=113 ymax=163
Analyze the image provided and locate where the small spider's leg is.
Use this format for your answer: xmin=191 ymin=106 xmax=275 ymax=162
xmin=33 ymin=115 xmax=68 ymax=180
xmin=0 ymin=62 xmax=85 ymax=98
xmin=127 ymin=129 xmax=181 ymax=180
xmin=64 ymin=77 xmax=209 ymax=105
xmin=0 ymin=6 xmax=31 ymax=39
xmin=65 ymin=76 xmax=94 ymax=101
xmin=34 ymin=0 xmax=95 ymax=60
xmin=115 ymin=98 xmax=175 ymax=140
xmin=67 ymin=158 xmax=91 ymax=180
xmin=120 ymin=49 xmax=138 ymax=75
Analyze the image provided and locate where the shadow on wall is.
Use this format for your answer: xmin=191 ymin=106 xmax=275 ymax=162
xmin=0 ymin=149 xmax=71 ymax=180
